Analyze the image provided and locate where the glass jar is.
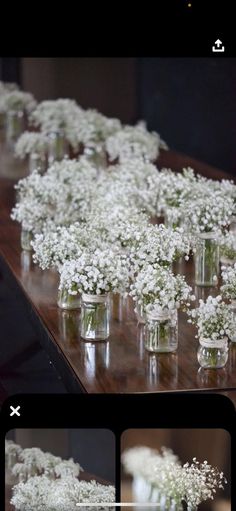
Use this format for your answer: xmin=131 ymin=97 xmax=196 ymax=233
xmin=195 ymin=232 xmax=219 ymax=286
xmin=230 ymin=300 xmax=236 ymax=342
xmin=135 ymin=302 xmax=146 ymax=324
xmin=59 ymin=310 xmax=80 ymax=345
xmin=57 ymin=287 xmax=81 ymax=310
xmin=21 ymin=228 xmax=33 ymax=251
xmin=6 ymin=109 xmax=24 ymax=145
xmin=229 ymin=214 xmax=236 ymax=235
xmin=164 ymin=209 xmax=182 ymax=230
xmin=80 ymin=293 xmax=109 ymax=341
xmin=145 ymin=309 xmax=178 ymax=353
xmin=48 ymin=129 xmax=68 ymax=164
xmin=29 ymin=152 xmax=46 ymax=175
xmin=132 ymin=475 xmax=152 ymax=503
xmin=84 ymin=145 xmax=107 ymax=174
xmin=197 ymin=337 xmax=228 ymax=368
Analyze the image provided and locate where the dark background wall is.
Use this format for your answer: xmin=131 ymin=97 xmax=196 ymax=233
xmin=1 ymin=57 xmax=236 ymax=174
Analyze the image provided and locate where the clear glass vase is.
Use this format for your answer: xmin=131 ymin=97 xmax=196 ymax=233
xmin=197 ymin=337 xmax=228 ymax=368
xmin=145 ymin=309 xmax=178 ymax=353
xmin=229 ymin=214 xmax=236 ymax=235
xmin=80 ymin=293 xmax=110 ymax=341
xmin=135 ymin=302 xmax=146 ymax=324
xmin=48 ymin=129 xmax=68 ymax=163
xmin=230 ymin=300 xmax=236 ymax=342
xmin=6 ymin=109 xmax=24 ymax=145
xmin=29 ymin=152 xmax=46 ymax=174
xmin=84 ymin=145 xmax=107 ymax=173
xmin=195 ymin=232 xmax=219 ymax=286
xmin=21 ymin=228 xmax=33 ymax=251
xmin=57 ymin=287 xmax=81 ymax=310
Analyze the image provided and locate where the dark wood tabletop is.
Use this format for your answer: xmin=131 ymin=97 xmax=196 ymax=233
xmin=1 ymin=142 xmax=236 ymax=399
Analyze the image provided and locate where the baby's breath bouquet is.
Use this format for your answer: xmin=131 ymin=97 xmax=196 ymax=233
xmin=60 ymin=248 xmax=130 ymax=340
xmin=11 ymin=475 xmax=115 ymax=511
xmin=122 ymin=446 xmax=226 ymax=511
xmin=129 ymin=224 xmax=191 ymax=274
xmin=105 ymin=123 xmax=166 ymax=163
xmin=221 ymin=263 xmax=236 ymax=301
xmin=130 ymin=264 xmax=194 ymax=352
xmin=219 ymin=231 xmax=236 ymax=265
xmin=188 ymin=295 xmax=234 ymax=368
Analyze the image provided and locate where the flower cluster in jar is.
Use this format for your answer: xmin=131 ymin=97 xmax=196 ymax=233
xmin=129 ymin=223 xmax=191 ymax=273
xmin=130 ymin=264 xmax=194 ymax=316
xmin=11 ymin=158 xmax=97 ymax=233
xmin=122 ymin=445 xmax=226 ymax=509
xmin=15 ymin=131 xmax=49 ymax=159
xmin=59 ymin=247 xmax=130 ymax=296
xmin=6 ymin=439 xmax=115 ymax=511
xmin=221 ymin=263 xmax=236 ymax=301
xmin=105 ymin=123 xmax=167 ymax=163
xmin=0 ymin=90 xmax=36 ymax=114
xmin=188 ymin=295 xmax=234 ymax=341
xmin=219 ymin=231 xmax=236 ymax=263
xmin=11 ymin=476 xmax=115 ymax=511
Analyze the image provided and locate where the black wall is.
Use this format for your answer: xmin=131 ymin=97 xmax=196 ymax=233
xmin=138 ymin=57 xmax=236 ymax=174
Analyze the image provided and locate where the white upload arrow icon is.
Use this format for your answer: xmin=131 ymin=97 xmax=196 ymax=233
xmin=212 ymin=39 xmax=225 ymax=52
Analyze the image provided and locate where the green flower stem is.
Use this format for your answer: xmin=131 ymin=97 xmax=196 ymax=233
xmin=207 ymin=347 xmax=219 ymax=367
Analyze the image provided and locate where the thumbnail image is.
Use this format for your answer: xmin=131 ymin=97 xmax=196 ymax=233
xmin=5 ymin=428 xmax=116 ymax=510
xmin=121 ymin=428 xmax=231 ymax=511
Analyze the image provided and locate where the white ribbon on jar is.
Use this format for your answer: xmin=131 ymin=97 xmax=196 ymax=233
xmin=199 ymin=337 xmax=228 ymax=349
xmin=82 ymin=293 xmax=108 ymax=303
xmin=146 ymin=310 xmax=171 ymax=321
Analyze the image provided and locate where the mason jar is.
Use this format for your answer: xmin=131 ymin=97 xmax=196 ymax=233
xmin=230 ymin=300 xmax=236 ymax=342
xmin=48 ymin=129 xmax=68 ymax=163
xmin=195 ymin=231 xmax=219 ymax=286
xmin=21 ymin=228 xmax=33 ymax=251
xmin=29 ymin=152 xmax=46 ymax=174
xmin=80 ymin=293 xmax=110 ymax=341
xmin=145 ymin=309 xmax=178 ymax=353
xmin=6 ymin=109 xmax=24 ymax=146
xmin=57 ymin=287 xmax=81 ymax=310
xmin=197 ymin=337 xmax=228 ymax=368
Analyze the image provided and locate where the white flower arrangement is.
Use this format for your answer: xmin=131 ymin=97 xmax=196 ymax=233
xmin=122 ymin=446 xmax=180 ymax=479
xmin=105 ymin=123 xmax=166 ymax=163
xmin=221 ymin=263 xmax=236 ymax=301
xmin=129 ymin=224 xmax=191 ymax=272
xmin=0 ymin=90 xmax=37 ymax=114
xmin=130 ymin=264 xmax=194 ymax=315
xmin=11 ymin=446 xmax=82 ymax=482
xmin=184 ymin=191 xmax=234 ymax=234
xmin=122 ymin=446 xmax=226 ymax=510
xmin=188 ymin=295 xmax=234 ymax=341
xmin=77 ymin=108 xmax=121 ymax=148
xmin=15 ymin=132 xmax=48 ymax=159
xmin=11 ymin=158 xmax=97 ymax=233
xmin=156 ymin=167 xmax=197 ymax=215
xmin=5 ymin=440 xmax=22 ymax=468
xmin=11 ymin=475 xmax=115 ymax=511
xmin=32 ymin=224 xmax=84 ymax=270
xmin=219 ymin=231 xmax=236 ymax=263
xmin=59 ymin=248 xmax=130 ymax=296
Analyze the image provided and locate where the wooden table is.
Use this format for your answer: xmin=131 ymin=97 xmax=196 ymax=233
xmin=1 ymin=143 xmax=236 ymax=400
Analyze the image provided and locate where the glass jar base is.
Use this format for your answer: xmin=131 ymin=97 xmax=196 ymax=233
xmin=80 ymin=334 xmax=109 ymax=342
xmin=146 ymin=346 xmax=178 ymax=353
